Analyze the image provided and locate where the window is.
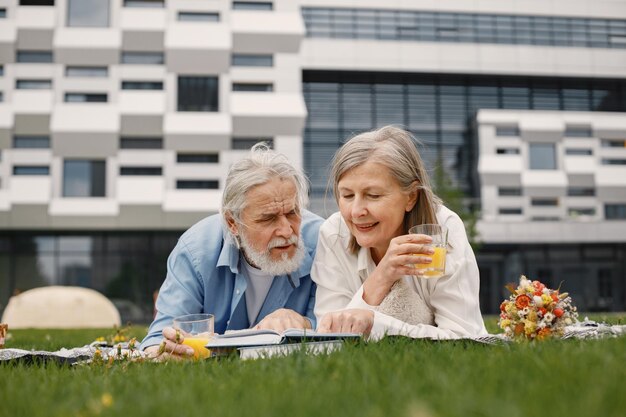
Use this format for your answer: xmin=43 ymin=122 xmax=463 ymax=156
xmin=13 ymin=166 xmax=49 ymax=175
xmin=565 ymin=148 xmax=593 ymax=155
xmin=177 ymin=154 xmax=219 ymax=163
xmin=529 ymin=143 xmax=556 ymax=169
xmin=67 ymin=0 xmax=109 ymax=27
xmin=568 ymin=208 xmax=595 ymax=216
xmin=602 ymin=158 xmax=626 ymax=165
xmin=20 ymin=0 xmax=54 ymax=4
xmin=123 ymin=0 xmax=164 ymax=7
xmin=121 ymin=81 xmax=163 ymax=90
xmin=121 ymin=52 xmax=164 ymax=65
xmin=63 ymin=160 xmax=106 ymax=197
xmin=605 ymin=204 xmax=626 ymax=219
xmin=120 ymin=167 xmax=162 ymax=176
xmin=178 ymin=12 xmax=220 ymax=22
xmin=232 ymin=83 xmax=274 ymax=92
xmin=65 ymin=93 xmax=107 ymax=103
xmin=567 ymin=187 xmax=595 ymax=197
xmin=16 ymin=51 xmax=53 ymax=63
xmin=498 ymin=187 xmax=522 ymax=196
xmin=495 ymin=126 xmax=520 ymax=137
xmin=499 ymin=208 xmax=523 ymax=215
xmin=120 ymin=137 xmax=163 ymax=149
xmin=564 ymin=125 xmax=592 ymax=137
xmin=16 ymin=79 xmax=52 ymax=89
xmin=601 ymin=139 xmax=626 ymax=148
xmin=531 ymin=198 xmax=558 ymax=206
xmin=232 ymin=54 xmax=273 ymax=67
xmin=232 ymin=1 xmax=273 ymax=10
xmin=0 ymin=8 xmax=5 ymax=18
xmin=177 ymin=76 xmax=218 ymax=112
xmin=66 ymin=66 xmax=108 ymax=77
xmin=13 ymin=136 xmax=50 ymax=149
xmin=0 ymin=66 xmax=3 ymax=75
xmin=232 ymin=137 xmax=273 ymax=149
xmin=531 ymin=216 xmax=560 ymax=221
xmin=176 ymin=180 xmax=219 ymax=189
xmin=496 ymin=148 xmax=520 ymax=155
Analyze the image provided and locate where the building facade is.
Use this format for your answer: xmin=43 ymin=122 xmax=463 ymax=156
xmin=0 ymin=0 xmax=625 ymax=321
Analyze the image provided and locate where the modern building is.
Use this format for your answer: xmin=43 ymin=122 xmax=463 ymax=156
xmin=0 ymin=0 xmax=625 ymax=321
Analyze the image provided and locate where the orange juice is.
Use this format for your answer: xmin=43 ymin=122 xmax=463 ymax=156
xmin=416 ymin=246 xmax=447 ymax=278
xmin=182 ymin=337 xmax=212 ymax=359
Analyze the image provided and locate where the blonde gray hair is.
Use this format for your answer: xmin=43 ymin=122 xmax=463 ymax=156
xmin=329 ymin=125 xmax=441 ymax=253
xmin=222 ymin=143 xmax=308 ymax=236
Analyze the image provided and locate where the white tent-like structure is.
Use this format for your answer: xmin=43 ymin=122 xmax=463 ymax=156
xmin=1 ymin=286 xmax=121 ymax=329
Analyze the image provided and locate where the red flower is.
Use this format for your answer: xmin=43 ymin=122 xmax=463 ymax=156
xmin=500 ymin=301 xmax=507 ymax=312
xmin=554 ymin=308 xmax=564 ymax=318
xmin=532 ymin=280 xmax=545 ymax=296
xmin=551 ymin=293 xmax=559 ymax=303
xmin=538 ymin=307 xmax=547 ymax=316
xmin=515 ymin=294 xmax=532 ymax=309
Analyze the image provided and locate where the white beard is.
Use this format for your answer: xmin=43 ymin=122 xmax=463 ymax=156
xmin=239 ymin=232 xmax=305 ymax=276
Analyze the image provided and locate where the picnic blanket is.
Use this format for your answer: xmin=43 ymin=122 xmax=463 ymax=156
xmin=1 ymin=319 xmax=624 ymax=364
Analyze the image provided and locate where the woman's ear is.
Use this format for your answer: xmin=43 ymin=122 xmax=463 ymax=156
xmin=406 ymin=181 xmax=419 ymax=212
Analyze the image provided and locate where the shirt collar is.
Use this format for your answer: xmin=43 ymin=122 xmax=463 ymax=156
xmin=357 ymin=246 xmax=376 ymax=282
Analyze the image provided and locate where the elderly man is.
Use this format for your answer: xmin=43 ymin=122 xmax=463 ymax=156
xmin=141 ymin=144 xmax=322 ymax=358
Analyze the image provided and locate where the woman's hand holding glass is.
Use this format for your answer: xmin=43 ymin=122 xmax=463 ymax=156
xmin=362 ymin=233 xmax=435 ymax=306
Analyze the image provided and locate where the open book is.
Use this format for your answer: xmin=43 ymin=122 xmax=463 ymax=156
xmin=205 ymin=328 xmax=360 ymax=349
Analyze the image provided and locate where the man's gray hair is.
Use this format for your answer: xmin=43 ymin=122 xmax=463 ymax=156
xmin=221 ymin=142 xmax=309 ymax=235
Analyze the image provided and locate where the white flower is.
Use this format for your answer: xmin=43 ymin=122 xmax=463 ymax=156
xmin=544 ymin=312 xmax=554 ymax=322
xmin=533 ymin=296 xmax=543 ymax=306
xmin=519 ymin=307 xmax=529 ymax=317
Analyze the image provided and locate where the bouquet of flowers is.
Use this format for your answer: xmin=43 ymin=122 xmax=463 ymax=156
xmin=498 ymin=275 xmax=578 ymax=341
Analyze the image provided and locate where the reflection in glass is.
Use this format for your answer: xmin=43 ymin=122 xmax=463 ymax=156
xmin=67 ymin=0 xmax=109 ymax=27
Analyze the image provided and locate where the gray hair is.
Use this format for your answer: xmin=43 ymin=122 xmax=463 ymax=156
xmin=329 ymin=125 xmax=442 ymax=253
xmin=222 ymin=142 xmax=309 ymax=236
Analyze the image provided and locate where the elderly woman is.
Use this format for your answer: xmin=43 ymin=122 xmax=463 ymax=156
xmin=312 ymin=126 xmax=487 ymax=339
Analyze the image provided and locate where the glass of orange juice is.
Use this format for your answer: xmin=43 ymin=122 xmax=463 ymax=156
xmin=173 ymin=313 xmax=214 ymax=360
xmin=409 ymin=224 xmax=448 ymax=279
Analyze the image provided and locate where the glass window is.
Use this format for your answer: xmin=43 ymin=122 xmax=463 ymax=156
xmin=177 ymin=76 xmax=218 ymax=112
xmin=119 ymin=167 xmax=162 ymax=176
xmin=567 ymin=187 xmax=595 ymax=196
xmin=232 ymin=137 xmax=273 ymax=149
xmin=16 ymin=79 xmax=52 ymax=89
xmin=66 ymin=66 xmax=108 ymax=77
xmin=605 ymin=204 xmax=626 ymax=219
xmin=65 ymin=93 xmax=107 ymax=102
xmin=121 ymin=81 xmax=163 ymax=90
xmin=67 ymin=0 xmax=109 ymax=27
xmin=496 ymin=148 xmax=520 ymax=155
xmin=20 ymin=0 xmax=55 ymax=4
xmin=565 ymin=148 xmax=593 ymax=155
xmin=121 ymin=52 xmax=164 ymax=65
xmin=499 ymin=208 xmax=523 ymax=215
xmin=568 ymin=208 xmax=595 ymax=216
xmin=63 ymin=160 xmax=106 ymax=197
xmin=0 ymin=8 xmax=5 ymax=18
xmin=13 ymin=166 xmax=49 ymax=175
xmin=178 ymin=12 xmax=219 ymax=22
xmin=601 ymin=139 xmax=626 ymax=148
xmin=123 ymin=0 xmax=164 ymax=7
xmin=16 ymin=51 xmax=53 ymax=63
xmin=177 ymin=154 xmax=219 ymax=163
xmin=120 ymin=137 xmax=163 ymax=149
xmin=232 ymin=1 xmax=273 ymax=11
xmin=232 ymin=83 xmax=273 ymax=92
xmin=13 ymin=136 xmax=50 ymax=149
xmin=564 ymin=125 xmax=593 ymax=137
xmin=176 ymin=180 xmax=219 ymax=189
xmin=232 ymin=54 xmax=273 ymax=67
xmin=495 ymin=126 xmax=519 ymax=136
xmin=529 ymin=143 xmax=556 ymax=169
xmin=531 ymin=198 xmax=559 ymax=206
xmin=602 ymin=158 xmax=626 ymax=165
xmin=498 ymin=187 xmax=522 ymax=196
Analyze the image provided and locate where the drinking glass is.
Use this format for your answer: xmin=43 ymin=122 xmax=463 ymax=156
xmin=409 ymin=224 xmax=448 ymax=279
xmin=173 ymin=313 xmax=214 ymax=359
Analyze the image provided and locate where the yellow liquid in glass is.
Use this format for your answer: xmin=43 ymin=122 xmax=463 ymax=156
xmin=416 ymin=246 xmax=447 ymax=278
xmin=182 ymin=337 xmax=212 ymax=359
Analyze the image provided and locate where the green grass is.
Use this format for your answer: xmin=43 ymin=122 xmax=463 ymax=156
xmin=1 ymin=314 xmax=625 ymax=417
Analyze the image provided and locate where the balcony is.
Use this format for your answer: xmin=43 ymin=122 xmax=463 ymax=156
xmin=230 ymin=93 xmax=306 ymax=136
xmin=120 ymin=8 xmax=165 ymax=51
xmin=164 ymin=112 xmax=231 ymax=151
xmin=15 ymin=6 xmax=55 ymax=49
xmin=54 ymin=28 xmax=121 ymax=65
xmin=165 ymin=23 xmax=230 ymax=74
xmin=231 ymin=11 xmax=304 ymax=53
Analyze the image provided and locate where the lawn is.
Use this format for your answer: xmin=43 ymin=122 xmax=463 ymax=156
xmin=1 ymin=313 xmax=624 ymax=417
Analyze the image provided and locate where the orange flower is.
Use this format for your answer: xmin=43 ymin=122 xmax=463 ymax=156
xmin=500 ymin=301 xmax=507 ymax=312
xmin=514 ymin=323 xmax=525 ymax=335
xmin=553 ymin=308 xmax=564 ymax=318
xmin=532 ymin=280 xmax=545 ymax=296
xmin=537 ymin=328 xmax=552 ymax=340
xmin=551 ymin=293 xmax=559 ymax=303
xmin=515 ymin=294 xmax=532 ymax=309
xmin=538 ymin=307 xmax=547 ymax=316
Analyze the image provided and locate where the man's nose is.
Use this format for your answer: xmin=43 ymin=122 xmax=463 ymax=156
xmin=275 ymin=215 xmax=293 ymax=238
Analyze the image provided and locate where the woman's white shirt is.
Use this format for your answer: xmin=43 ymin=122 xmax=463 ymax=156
xmin=311 ymin=205 xmax=487 ymax=340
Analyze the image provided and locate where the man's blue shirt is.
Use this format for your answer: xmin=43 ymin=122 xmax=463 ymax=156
xmin=140 ymin=210 xmax=322 ymax=349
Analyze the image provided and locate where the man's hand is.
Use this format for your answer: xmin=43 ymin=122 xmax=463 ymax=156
xmin=254 ymin=308 xmax=311 ymax=332
xmin=144 ymin=326 xmax=195 ymax=361
xmin=317 ymin=309 xmax=375 ymax=336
